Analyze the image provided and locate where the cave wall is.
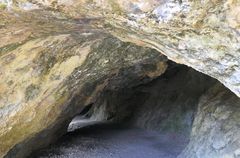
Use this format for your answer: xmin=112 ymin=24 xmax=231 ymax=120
xmin=129 ymin=64 xmax=216 ymax=135
xmin=87 ymin=63 xmax=216 ymax=135
xmin=131 ymin=67 xmax=240 ymax=158
xmin=179 ymin=83 xmax=240 ymax=158
xmin=0 ymin=1 xmax=240 ymax=158
xmin=1 ymin=0 xmax=239 ymax=97
xmin=85 ymin=63 xmax=240 ymax=158
xmin=1 ymin=36 xmax=168 ymax=158
xmin=133 ymin=66 xmax=240 ymax=158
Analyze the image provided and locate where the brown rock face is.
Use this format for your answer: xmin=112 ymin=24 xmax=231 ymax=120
xmin=4 ymin=0 xmax=239 ymax=96
xmin=0 ymin=32 xmax=167 ymax=157
xmin=0 ymin=0 xmax=240 ymax=158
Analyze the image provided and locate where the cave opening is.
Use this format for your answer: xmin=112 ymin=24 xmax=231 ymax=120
xmin=30 ymin=61 xmax=230 ymax=158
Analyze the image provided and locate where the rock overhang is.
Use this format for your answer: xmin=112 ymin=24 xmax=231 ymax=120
xmin=1 ymin=0 xmax=240 ymax=157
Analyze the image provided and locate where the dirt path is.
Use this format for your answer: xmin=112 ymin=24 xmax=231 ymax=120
xmin=32 ymin=123 xmax=188 ymax=158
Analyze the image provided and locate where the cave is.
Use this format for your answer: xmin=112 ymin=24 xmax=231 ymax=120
xmin=1 ymin=26 xmax=240 ymax=158
xmin=23 ymin=62 xmax=239 ymax=158
xmin=1 ymin=1 xmax=240 ymax=158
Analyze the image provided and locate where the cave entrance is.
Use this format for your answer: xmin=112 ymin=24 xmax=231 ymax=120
xmin=32 ymin=62 xmax=217 ymax=158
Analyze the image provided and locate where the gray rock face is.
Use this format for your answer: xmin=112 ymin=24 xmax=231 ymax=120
xmin=31 ymin=63 xmax=240 ymax=158
xmin=179 ymin=83 xmax=240 ymax=158
xmin=64 ymin=63 xmax=240 ymax=158
xmin=91 ymin=63 xmax=216 ymax=134
xmin=129 ymin=64 xmax=216 ymax=134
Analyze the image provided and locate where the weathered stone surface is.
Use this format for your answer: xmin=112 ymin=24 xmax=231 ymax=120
xmin=129 ymin=63 xmax=217 ymax=134
xmin=86 ymin=63 xmax=217 ymax=136
xmin=85 ymin=0 xmax=240 ymax=97
xmin=67 ymin=64 xmax=240 ymax=158
xmin=179 ymin=83 xmax=240 ymax=158
xmin=1 ymin=0 xmax=239 ymax=96
xmin=29 ymin=62 xmax=240 ymax=158
xmin=0 ymin=32 xmax=167 ymax=157
xmin=0 ymin=0 xmax=240 ymax=158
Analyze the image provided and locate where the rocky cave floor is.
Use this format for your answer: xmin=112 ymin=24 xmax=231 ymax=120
xmin=30 ymin=119 xmax=188 ymax=158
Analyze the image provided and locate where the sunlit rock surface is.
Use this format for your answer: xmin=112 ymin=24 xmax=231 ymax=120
xmin=1 ymin=0 xmax=239 ymax=96
xmin=85 ymin=0 xmax=240 ymax=97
